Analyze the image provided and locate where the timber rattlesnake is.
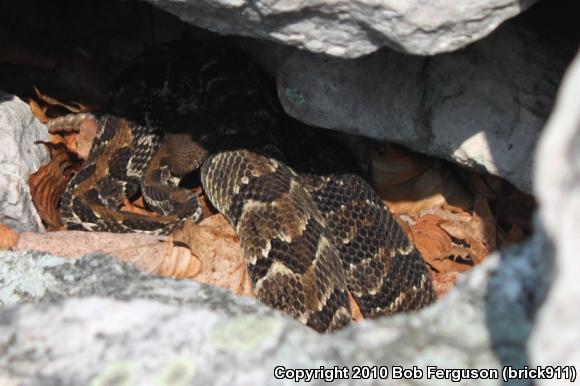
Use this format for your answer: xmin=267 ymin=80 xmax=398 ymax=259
xmin=49 ymin=41 xmax=436 ymax=332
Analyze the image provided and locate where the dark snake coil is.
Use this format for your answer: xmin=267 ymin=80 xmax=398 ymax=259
xmin=52 ymin=41 xmax=436 ymax=332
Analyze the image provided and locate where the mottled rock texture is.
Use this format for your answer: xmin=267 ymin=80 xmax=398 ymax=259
xmin=529 ymin=51 xmax=580 ymax=379
xmin=2 ymin=48 xmax=579 ymax=386
xmin=1 ymin=51 xmax=579 ymax=386
xmin=0 ymin=92 xmax=48 ymax=232
xmin=0 ymin=249 xmax=534 ymax=386
xmin=142 ymin=0 xmax=538 ymax=57
xmin=1 ymin=2 xmax=578 ymax=384
xmin=276 ymin=23 xmax=570 ymax=193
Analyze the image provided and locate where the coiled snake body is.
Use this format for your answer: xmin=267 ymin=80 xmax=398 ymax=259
xmin=52 ymin=41 xmax=436 ymax=332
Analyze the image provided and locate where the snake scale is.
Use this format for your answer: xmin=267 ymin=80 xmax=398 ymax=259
xmin=49 ymin=41 xmax=436 ymax=332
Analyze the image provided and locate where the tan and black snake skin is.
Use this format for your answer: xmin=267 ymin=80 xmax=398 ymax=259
xmin=49 ymin=41 xmax=436 ymax=332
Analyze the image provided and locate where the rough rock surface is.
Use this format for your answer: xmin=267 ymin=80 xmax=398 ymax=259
xmin=1 ymin=52 xmax=579 ymax=386
xmin=277 ymin=23 xmax=570 ymax=193
xmin=2 ymin=47 xmax=580 ymax=380
xmin=0 ymin=92 xmax=48 ymax=233
xmin=142 ymin=0 xmax=537 ymax=57
xmin=0 ymin=9 xmax=578 ymax=385
xmin=2 ymin=50 xmax=579 ymax=386
xmin=529 ymin=51 xmax=580 ymax=377
xmin=0 ymin=247 xmax=538 ymax=386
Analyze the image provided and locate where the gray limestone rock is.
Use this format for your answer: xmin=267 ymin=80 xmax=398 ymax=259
xmin=277 ymin=23 xmax=570 ymax=193
xmin=141 ymin=0 xmax=538 ymax=57
xmin=0 ymin=252 xmax=274 ymax=315
xmin=529 ymin=51 xmax=580 ymax=379
xmin=0 ymin=92 xmax=48 ymax=233
xmin=0 ymin=249 xmax=535 ymax=386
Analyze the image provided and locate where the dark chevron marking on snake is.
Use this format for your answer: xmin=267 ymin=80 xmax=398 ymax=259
xmin=49 ymin=41 xmax=436 ymax=332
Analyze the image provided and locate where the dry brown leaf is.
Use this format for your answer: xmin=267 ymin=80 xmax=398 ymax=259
xmin=33 ymin=86 xmax=88 ymax=114
xmin=431 ymin=271 xmax=462 ymax=298
xmin=28 ymin=142 xmax=80 ymax=230
xmin=28 ymin=99 xmax=51 ymax=123
xmin=14 ymin=230 xmax=201 ymax=279
xmin=172 ymin=215 xmax=253 ymax=297
xmin=0 ymin=224 xmax=19 ymax=250
xmin=370 ymin=144 xmax=490 ymax=297
xmin=436 ymin=196 xmax=496 ymax=265
xmin=391 ymin=167 xmax=472 ymax=215
xmin=411 ymin=215 xmax=454 ymax=262
xmin=394 ymin=214 xmax=415 ymax=243
xmin=387 ymin=193 xmax=447 ymax=219
xmin=48 ymin=132 xmax=78 ymax=154
xmin=418 ymin=206 xmax=473 ymax=223
xmin=62 ymin=133 xmax=80 ymax=156
xmin=156 ymin=242 xmax=202 ymax=279
xmin=114 ymin=236 xmax=201 ymax=279
xmin=28 ymin=88 xmax=91 ymax=126
xmin=348 ymin=292 xmax=364 ymax=322
xmin=368 ymin=141 xmax=531 ymax=296
xmin=104 ymin=236 xmax=173 ymax=275
xmin=410 ymin=207 xmax=495 ymax=296
xmin=468 ymin=172 xmax=535 ymax=245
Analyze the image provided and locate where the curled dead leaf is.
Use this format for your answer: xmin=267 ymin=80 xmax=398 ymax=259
xmin=394 ymin=214 xmax=415 ymax=243
xmin=172 ymin=215 xmax=253 ymax=297
xmin=28 ymin=142 xmax=80 ymax=230
xmin=157 ymin=241 xmax=202 ymax=279
xmin=431 ymin=271 xmax=462 ymax=298
xmin=28 ymin=86 xmax=95 ymax=127
xmin=410 ymin=205 xmax=495 ymax=296
xmin=33 ymin=86 xmax=89 ymax=114
xmin=411 ymin=215 xmax=453 ymax=261
xmin=28 ymin=99 xmax=51 ymax=123
xmin=436 ymin=196 xmax=495 ymax=265
xmin=348 ymin=292 xmax=364 ymax=322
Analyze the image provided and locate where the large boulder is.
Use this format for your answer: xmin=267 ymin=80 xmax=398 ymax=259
xmin=142 ymin=0 xmax=538 ymax=57
xmin=529 ymin=51 xmax=580 ymax=378
xmin=0 ymin=92 xmax=48 ymax=233
xmin=276 ymin=22 xmax=571 ymax=193
xmin=0 ymin=246 xmax=536 ymax=385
